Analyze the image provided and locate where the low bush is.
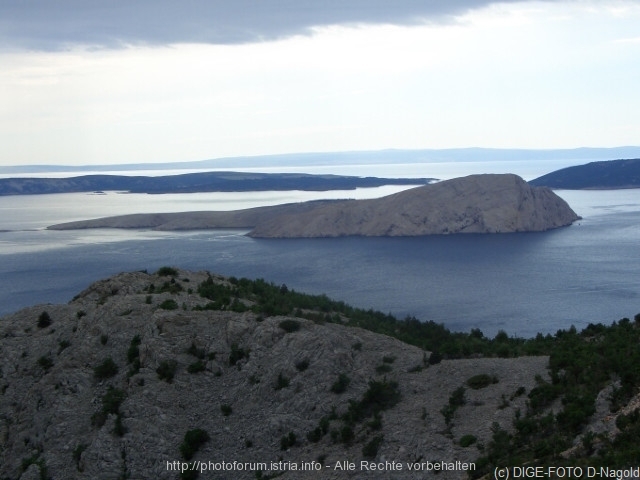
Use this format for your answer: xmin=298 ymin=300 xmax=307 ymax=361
xmin=275 ymin=372 xmax=290 ymax=390
xmin=295 ymin=358 xmax=309 ymax=371
xmin=159 ymin=299 xmax=179 ymax=310
xmin=279 ymin=319 xmax=301 ymax=333
xmin=460 ymin=434 xmax=477 ymax=447
xmin=467 ymin=374 xmax=498 ymax=390
xmin=37 ymin=356 xmax=53 ymax=372
xmin=330 ymin=373 xmax=351 ymax=394
xmin=94 ymin=357 xmax=118 ymax=379
xmin=180 ymin=428 xmax=210 ymax=460
xmin=187 ymin=361 xmax=206 ymax=374
xmin=157 ymin=266 xmax=178 ymax=277
xmin=37 ymin=311 xmax=52 ymax=328
xmin=156 ymin=360 xmax=177 ymax=383
xmin=362 ymin=435 xmax=384 ymax=459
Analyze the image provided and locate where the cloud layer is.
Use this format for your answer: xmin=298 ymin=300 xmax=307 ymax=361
xmin=1 ymin=0 xmax=532 ymax=49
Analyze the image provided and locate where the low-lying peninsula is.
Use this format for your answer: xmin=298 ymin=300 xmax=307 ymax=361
xmin=0 ymin=171 xmax=432 ymax=196
xmin=49 ymin=174 xmax=580 ymax=237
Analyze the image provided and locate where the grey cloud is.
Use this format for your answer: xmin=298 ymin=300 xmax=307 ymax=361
xmin=1 ymin=0 xmax=538 ymax=50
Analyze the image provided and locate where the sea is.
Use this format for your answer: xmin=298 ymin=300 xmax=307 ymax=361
xmin=1 ymin=159 xmax=639 ymax=338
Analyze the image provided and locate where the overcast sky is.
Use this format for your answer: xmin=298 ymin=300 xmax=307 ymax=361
xmin=1 ymin=0 xmax=639 ymax=166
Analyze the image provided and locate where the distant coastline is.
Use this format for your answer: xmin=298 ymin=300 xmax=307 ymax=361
xmin=0 ymin=171 xmax=432 ymax=196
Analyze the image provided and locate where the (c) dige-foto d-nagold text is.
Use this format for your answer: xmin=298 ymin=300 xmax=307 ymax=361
xmin=493 ymin=466 xmax=640 ymax=480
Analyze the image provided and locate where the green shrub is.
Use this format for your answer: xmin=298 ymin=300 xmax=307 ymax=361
xmin=428 ymin=351 xmax=443 ymax=365
xmin=100 ymin=334 xmax=108 ymax=345
xmin=279 ymin=319 xmax=301 ymax=333
xmin=362 ymin=435 xmax=384 ymax=458
xmin=58 ymin=340 xmax=71 ymax=354
xmin=187 ymin=361 xmax=206 ymax=374
xmin=127 ymin=335 xmax=141 ymax=363
xmin=330 ymin=373 xmax=351 ymax=394
xmin=37 ymin=356 xmax=53 ymax=372
xmin=275 ymin=372 xmax=290 ymax=390
xmin=37 ymin=311 xmax=52 ymax=328
xmin=280 ymin=431 xmax=296 ymax=450
xmin=187 ymin=342 xmax=206 ymax=359
xmin=156 ymin=360 xmax=177 ymax=383
xmin=375 ymin=364 xmax=392 ymax=374
xmin=72 ymin=443 xmax=87 ymax=468
xmin=220 ymin=404 xmax=232 ymax=416
xmin=157 ymin=266 xmax=178 ymax=277
xmin=159 ymin=299 xmax=179 ymax=310
xmin=229 ymin=343 xmax=248 ymax=366
xmin=340 ymin=425 xmax=354 ymax=444
xmin=460 ymin=434 xmax=477 ymax=447
xmin=94 ymin=357 xmax=118 ymax=379
xmin=295 ymin=358 xmax=309 ymax=371
xmin=102 ymin=386 xmax=126 ymax=415
xmin=467 ymin=374 xmax=498 ymax=390
xmin=180 ymin=428 xmax=210 ymax=460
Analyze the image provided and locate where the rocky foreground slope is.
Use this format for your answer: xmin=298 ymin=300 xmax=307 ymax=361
xmin=48 ymin=174 xmax=580 ymax=237
xmin=0 ymin=269 xmax=549 ymax=480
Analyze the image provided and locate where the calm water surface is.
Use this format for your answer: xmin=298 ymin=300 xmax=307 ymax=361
xmin=1 ymin=178 xmax=639 ymax=338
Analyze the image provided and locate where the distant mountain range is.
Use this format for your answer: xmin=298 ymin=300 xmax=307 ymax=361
xmin=529 ymin=158 xmax=640 ymax=189
xmin=3 ymin=146 xmax=640 ymax=174
xmin=0 ymin=172 xmax=432 ymax=196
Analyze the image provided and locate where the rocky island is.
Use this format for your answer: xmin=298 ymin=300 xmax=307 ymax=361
xmin=49 ymin=174 xmax=580 ymax=237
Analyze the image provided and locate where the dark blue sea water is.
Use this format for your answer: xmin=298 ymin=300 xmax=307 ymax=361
xmin=1 ymin=177 xmax=639 ymax=338
xmin=1 ymin=188 xmax=639 ymax=338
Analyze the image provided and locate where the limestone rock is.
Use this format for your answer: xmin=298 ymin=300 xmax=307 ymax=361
xmin=1 ymin=269 xmax=549 ymax=479
xmin=249 ymin=174 xmax=580 ymax=237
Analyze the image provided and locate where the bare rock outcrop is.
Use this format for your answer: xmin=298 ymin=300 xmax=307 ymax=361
xmin=249 ymin=174 xmax=580 ymax=237
xmin=0 ymin=269 xmax=549 ymax=480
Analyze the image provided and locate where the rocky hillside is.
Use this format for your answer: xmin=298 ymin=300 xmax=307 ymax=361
xmin=0 ymin=268 xmax=549 ymax=480
xmin=49 ymin=174 xmax=580 ymax=237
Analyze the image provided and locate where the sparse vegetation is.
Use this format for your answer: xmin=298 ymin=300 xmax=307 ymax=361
xmin=93 ymin=357 xmax=118 ymax=379
xmin=460 ymin=434 xmax=477 ymax=447
xmin=466 ymin=373 xmax=498 ymax=390
xmin=220 ymin=404 xmax=232 ymax=416
xmin=158 ymin=299 xmax=179 ymax=310
xmin=187 ymin=360 xmax=206 ymax=374
xmin=37 ymin=311 xmax=51 ymax=329
xmin=156 ymin=359 xmax=177 ymax=383
xmin=362 ymin=434 xmax=384 ymax=458
xmin=330 ymin=373 xmax=351 ymax=394
xmin=278 ymin=319 xmax=301 ymax=333
xmin=274 ymin=372 xmax=290 ymax=390
xmin=229 ymin=343 xmax=248 ymax=366
xmin=37 ymin=355 xmax=53 ymax=372
xmin=157 ymin=266 xmax=178 ymax=277
xmin=280 ymin=431 xmax=297 ymax=450
xmin=180 ymin=428 xmax=210 ymax=460
xmin=441 ymin=386 xmax=466 ymax=426
xmin=294 ymin=358 xmax=309 ymax=372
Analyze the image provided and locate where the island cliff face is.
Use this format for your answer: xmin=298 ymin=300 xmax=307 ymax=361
xmin=48 ymin=174 xmax=580 ymax=237
xmin=248 ymin=174 xmax=580 ymax=238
